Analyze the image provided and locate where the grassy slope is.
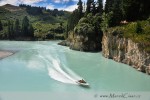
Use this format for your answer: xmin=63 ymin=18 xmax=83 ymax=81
xmin=0 ymin=4 xmax=70 ymax=40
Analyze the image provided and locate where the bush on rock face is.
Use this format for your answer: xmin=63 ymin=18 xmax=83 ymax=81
xmin=62 ymin=13 xmax=102 ymax=52
xmin=69 ymin=16 xmax=100 ymax=51
xmin=78 ymin=17 xmax=89 ymax=24
xmin=74 ymin=18 xmax=95 ymax=40
xmin=75 ymin=23 xmax=94 ymax=34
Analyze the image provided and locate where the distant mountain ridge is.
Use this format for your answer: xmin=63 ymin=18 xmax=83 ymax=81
xmin=2 ymin=4 xmax=24 ymax=12
xmin=0 ymin=4 xmax=71 ymax=40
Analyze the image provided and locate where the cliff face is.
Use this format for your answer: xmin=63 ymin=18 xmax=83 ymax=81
xmin=102 ymin=32 xmax=150 ymax=74
xmin=58 ymin=32 xmax=101 ymax=52
xmin=69 ymin=35 xmax=97 ymax=51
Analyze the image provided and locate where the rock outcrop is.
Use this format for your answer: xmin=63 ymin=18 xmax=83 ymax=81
xmin=102 ymin=31 xmax=150 ymax=75
xmin=58 ymin=32 xmax=101 ymax=52
xmin=58 ymin=15 xmax=102 ymax=52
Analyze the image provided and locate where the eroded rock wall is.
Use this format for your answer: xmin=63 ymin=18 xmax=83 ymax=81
xmin=102 ymin=32 xmax=150 ymax=74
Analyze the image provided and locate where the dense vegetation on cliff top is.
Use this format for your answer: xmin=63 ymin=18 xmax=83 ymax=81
xmin=0 ymin=4 xmax=70 ymax=40
xmin=66 ymin=0 xmax=150 ymax=52
xmin=108 ymin=20 xmax=150 ymax=53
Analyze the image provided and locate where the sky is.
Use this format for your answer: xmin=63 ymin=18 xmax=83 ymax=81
xmin=0 ymin=0 xmax=106 ymax=11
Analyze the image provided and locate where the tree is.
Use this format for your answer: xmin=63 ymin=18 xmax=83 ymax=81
xmin=93 ymin=14 xmax=103 ymax=47
xmin=105 ymin=0 xmax=115 ymax=13
xmin=22 ymin=16 xmax=29 ymax=36
xmin=0 ymin=20 xmax=3 ymax=31
xmin=28 ymin=24 xmax=34 ymax=37
xmin=86 ymin=0 xmax=94 ymax=14
xmin=141 ymin=0 xmax=150 ymax=20
xmin=104 ymin=0 xmax=124 ymax=26
xmin=101 ymin=12 xmax=113 ymax=31
xmin=77 ymin=0 xmax=83 ymax=19
xmin=19 ymin=4 xmax=43 ymax=15
xmin=111 ymin=0 xmax=124 ymax=26
xmin=64 ymin=24 xmax=69 ymax=39
xmin=7 ymin=20 xmax=11 ymax=39
xmin=105 ymin=0 xmax=150 ymax=22
xmin=7 ymin=21 xmax=14 ymax=39
xmin=97 ymin=0 xmax=103 ymax=15
xmin=67 ymin=9 xmax=80 ymax=31
xmin=92 ymin=2 xmax=96 ymax=15
xmin=10 ymin=23 xmax=14 ymax=39
xmin=83 ymin=1 xmax=86 ymax=12
xmin=14 ymin=19 xmax=20 ymax=36
xmin=123 ymin=0 xmax=150 ymax=21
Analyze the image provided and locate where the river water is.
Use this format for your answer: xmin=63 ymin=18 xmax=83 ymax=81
xmin=0 ymin=41 xmax=150 ymax=99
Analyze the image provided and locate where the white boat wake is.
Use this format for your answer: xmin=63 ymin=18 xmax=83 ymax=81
xmin=36 ymin=45 xmax=82 ymax=85
xmin=47 ymin=58 xmax=82 ymax=84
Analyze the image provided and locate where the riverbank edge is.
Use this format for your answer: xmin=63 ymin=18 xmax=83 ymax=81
xmin=0 ymin=51 xmax=14 ymax=60
xmin=58 ymin=35 xmax=150 ymax=75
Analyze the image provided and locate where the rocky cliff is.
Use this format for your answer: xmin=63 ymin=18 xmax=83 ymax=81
xmin=102 ymin=31 xmax=150 ymax=75
xmin=58 ymin=31 xmax=101 ymax=52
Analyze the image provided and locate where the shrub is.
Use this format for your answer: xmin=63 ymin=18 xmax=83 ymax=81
xmin=74 ymin=23 xmax=95 ymax=37
xmin=101 ymin=12 xmax=113 ymax=32
xmin=147 ymin=17 xmax=150 ymax=24
xmin=136 ymin=21 xmax=143 ymax=34
xmin=78 ymin=17 xmax=89 ymax=24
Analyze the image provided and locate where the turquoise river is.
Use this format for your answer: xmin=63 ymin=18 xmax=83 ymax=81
xmin=0 ymin=41 xmax=150 ymax=100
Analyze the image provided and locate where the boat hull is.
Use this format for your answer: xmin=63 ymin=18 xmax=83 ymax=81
xmin=76 ymin=81 xmax=89 ymax=86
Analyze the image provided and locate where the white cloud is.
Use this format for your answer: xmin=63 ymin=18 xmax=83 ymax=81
xmin=72 ymin=0 xmax=86 ymax=2
xmin=19 ymin=0 xmax=45 ymax=4
xmin=64 ymin=4 xmax=77 ymax=11
xmin=61 ymin=0 xmax=106 ymax=11
xmin=46 ymin=3 xmax=55 ymax=9
xmin=52 ymin=0 xmax=70 ymax=4
xmin=53 ymin=0 xmax=61 ymax=3
xmin=0 ymin=0 xmax=18 ymax=6
xmin=58 ymin=4 xmax=77 ymax=11
xmin=63 ymin=0 xmax=69 ymax=2
xmin=0 ymin=0 xmax=46 ymax=6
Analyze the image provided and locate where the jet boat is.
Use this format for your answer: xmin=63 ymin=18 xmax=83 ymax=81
xmin=76 ymin=79 xmax=89 ymax=86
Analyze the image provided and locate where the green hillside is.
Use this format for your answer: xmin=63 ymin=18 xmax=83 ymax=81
xmin=0 ymin=4 xmax=71 ymax=40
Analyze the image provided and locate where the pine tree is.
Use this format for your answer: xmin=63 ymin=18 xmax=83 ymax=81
xmin=141 ymin=0 xmax=150 ymax=20
xmin=0 ymin=20 xmax=3 ymax=31
xmin=7 ymin=20 xmax=11 ymax=39
xmin=111 ymin=0 xmax=124 ymax=26
xmin=28 ymin=24 xmax=34 ymax=37
xmin=77 ymin=0 xmax=83 ymax=19
xmin=67 ymin=9 xmax=80 ymax=31
xmin=104 ymin=0 xmax=150 ymax=26
xmin=64 ymin=24 xmax=69 ymax=39
xmin=83 ymin=2 xmax=86 ymax=12
xmin=97 ymin=0 xmax=103 ymax=15
xmin=92 ymin=2 xmax=96 ymax=15
xmin=10 ymin=23 xmax=14 ymax=39
xmin=86 ymin=0 xmax=94 ymax=14
xmin=104 ymin=0 xmax=124 ymax=26
xmin=105 ymin=0 xmax=115 ymax=13
xmin=120 ymin=0 xmax=125 ymax=20
xmin=123 ymin=0 xmax=150 ymax=21
xmin=22 ymin=16 xmax=29 ymax=36
xmin=14 ymin=19 xmax=20 ymax=36
xmin=7 ymin=21 xmax=14 ymax=39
